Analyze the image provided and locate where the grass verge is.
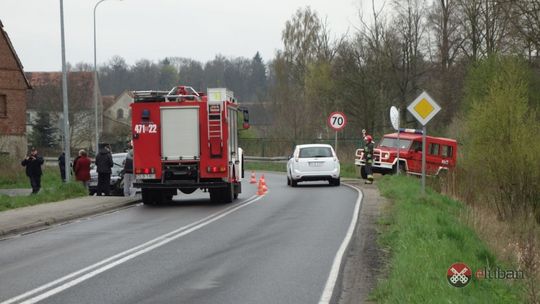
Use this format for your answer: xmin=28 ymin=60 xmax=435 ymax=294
xmin=372 ymin=175 xmax=525 ymax=303
xmin=0 ymin=182 xmax=87 ymax=212
xmin=0 ymin=165 xmax=64 ymax=189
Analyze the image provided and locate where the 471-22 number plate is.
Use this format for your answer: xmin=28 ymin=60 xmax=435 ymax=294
xmin=134 ymin=123 xmax=157 ymax=134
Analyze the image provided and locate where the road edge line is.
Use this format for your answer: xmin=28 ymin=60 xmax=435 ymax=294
xmin=318 ymin=182 xmax=363 ymax=304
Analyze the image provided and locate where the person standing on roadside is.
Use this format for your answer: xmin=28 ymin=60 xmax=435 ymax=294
xmin=58 ymin=152 xmax=66 ymax=182
xmin=72 ymin=152 xmax=81 ymax=177
xmin=95 ymin=144 xmax=113 ymax=196
xmin=123 ymin=140 xmax=134 ymax=197
xmin=363 ymin=134 xmax=375 ymax=184
xmin=21 ymin=147 xmax=44 ymax=194
xmin=74 ymin=150 xmax=91 ymax=190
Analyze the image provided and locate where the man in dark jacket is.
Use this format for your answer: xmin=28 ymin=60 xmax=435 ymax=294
xmin=95 ymin=144 xmax=113 ymax=196
xmin=58 ymin=152 xmax=66 ymax=182
xmin=21 ymin=147 xmax=44 ymax=194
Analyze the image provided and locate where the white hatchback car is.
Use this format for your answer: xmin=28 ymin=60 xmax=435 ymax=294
xmin=287 ymin=144 xmax=340 ymax=187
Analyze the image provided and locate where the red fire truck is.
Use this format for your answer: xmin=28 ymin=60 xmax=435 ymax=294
xmin=131 ymin=86 xmax=249 ymax=205
xmin=355 ymin=131 xmax=457 ymax=178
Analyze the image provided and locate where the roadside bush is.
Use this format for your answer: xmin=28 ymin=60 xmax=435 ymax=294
xmin=460 ymin=56 xmax=540 ymax=223
xmin=455 ymin=56 xmax=540 ymax=303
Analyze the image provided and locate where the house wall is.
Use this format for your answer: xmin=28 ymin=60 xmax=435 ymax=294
xmin=103 ymin=92 xmax=132 ymax=134
xmin=0 ymin=22 xmax=29 ymax=158
xmin=0 ymin=135 xmax=26 ymax=158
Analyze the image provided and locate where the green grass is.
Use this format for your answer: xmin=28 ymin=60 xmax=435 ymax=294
xmin=244 ymin=161 xmax=358 ymax=178
xmin=372 ymin=175 xmax=525 ymax=303
xmin=0 ymin=181 xmax=88 ymax=212
xmin=245 ymin=161 xmax=287 ymax=173
xmin=0 ymin=165 xmax=88 ymax=211
xmin=0 ymin=168 xmax=64 ymax=189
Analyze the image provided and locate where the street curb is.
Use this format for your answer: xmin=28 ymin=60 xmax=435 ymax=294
xmin=0 ymin=198 xmax=140 ymax=238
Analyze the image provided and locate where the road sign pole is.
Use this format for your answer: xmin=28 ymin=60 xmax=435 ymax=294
xmin=422 ymin=125 xmax=426 ymax=195
xmin=397 ymin=124 xmax=400 ymax=175
xmin=328 ymin=112 xmax=347 ymax=153
xmin=407 ymin=91 xmax=441 ymax=195
xmin=335 ymin=131 xmax=338 ymax=153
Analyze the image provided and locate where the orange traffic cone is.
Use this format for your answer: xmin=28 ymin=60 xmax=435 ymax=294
xmin=250 ymin=171 xmax=257 ymax=184
xmin=257 ymin=179 xmax=265 ymax=196
xmin=260 ymin=174 xmax=268 ymax=193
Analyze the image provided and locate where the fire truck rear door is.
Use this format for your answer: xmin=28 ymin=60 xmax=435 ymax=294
xmin=160 ymin=107 xmax=200 ymax=160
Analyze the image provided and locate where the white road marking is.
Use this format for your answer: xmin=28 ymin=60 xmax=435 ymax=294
xmin=1 ymin=195 xmax=263 ymax=304
xmin=318 ymin=183 xmax=363 ymax=304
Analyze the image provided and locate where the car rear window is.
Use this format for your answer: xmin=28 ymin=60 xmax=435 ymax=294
xmin=299 ymin=147 xmax=333 ymax=158
xmin=113 ymin=155 xmax=126 ymax=168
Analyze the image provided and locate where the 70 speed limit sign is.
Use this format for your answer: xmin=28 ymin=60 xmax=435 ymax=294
xmin=328 ymin=112 xmax=347 ymax=131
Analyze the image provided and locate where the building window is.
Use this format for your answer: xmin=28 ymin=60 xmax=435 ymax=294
xmin=0 ymin=95 xmax=6 ymax=117
xmin=117 ymin=109 xmax=124 ymax=119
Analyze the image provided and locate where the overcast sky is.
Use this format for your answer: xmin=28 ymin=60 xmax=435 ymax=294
xmin=0 ymin=0 xmax=379 ymax=71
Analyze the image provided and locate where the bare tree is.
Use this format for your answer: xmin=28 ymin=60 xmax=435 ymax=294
xmin=391 ymin=0 xmax=428 ymax=124
xmin=508 ymin=0 xmax=540 ymax=61
xmin=456 ymin=0 xmax=483 ymax=61
xmin=429 ymin=0 xmax=464 ymax=70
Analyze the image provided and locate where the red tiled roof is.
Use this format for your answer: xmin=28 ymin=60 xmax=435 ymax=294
xmin=0 ymin=19 xmax=31 ymax=89
xmin=102 ymin=95 xmax=115 ymax=110
xmin=26 ymin=72 xmax=98 ymax=110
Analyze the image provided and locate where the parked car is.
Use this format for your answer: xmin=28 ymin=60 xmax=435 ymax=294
xmin=89 ymin=152 xmax=127 ymax=196
xmin=287 ymin=144 xmax=340 ymax=187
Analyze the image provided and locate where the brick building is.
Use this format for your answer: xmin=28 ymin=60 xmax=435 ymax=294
xmin=0 ymin=20 xmax=31 ymax=158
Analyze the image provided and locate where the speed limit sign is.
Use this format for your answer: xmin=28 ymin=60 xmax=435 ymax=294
xmin=328 ymin=112 xmax=347 ymax=131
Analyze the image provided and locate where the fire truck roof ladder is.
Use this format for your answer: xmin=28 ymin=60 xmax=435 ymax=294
xmin=208 ymin=106 xmax=223 ymax=156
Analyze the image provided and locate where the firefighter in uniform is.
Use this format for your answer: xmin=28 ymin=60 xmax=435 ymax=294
xmin=363 ymin=135 xmax=374 ymax=184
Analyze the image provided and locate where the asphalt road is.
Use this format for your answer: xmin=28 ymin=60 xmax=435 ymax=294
xmin=0 ymin=172 xmax=360 ymax=304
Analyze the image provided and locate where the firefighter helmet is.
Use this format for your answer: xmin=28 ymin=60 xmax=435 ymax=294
xmin=365 ymin=135 xmax=373 ymax=143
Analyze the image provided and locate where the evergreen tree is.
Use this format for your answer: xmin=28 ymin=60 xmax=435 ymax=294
xmin=250 ymin=52 xmax=267 ymax=101
xmin=159 ymin=58 xmax=179 ymax=90
xmin=29 ymin=111 xmax=57 ymax=148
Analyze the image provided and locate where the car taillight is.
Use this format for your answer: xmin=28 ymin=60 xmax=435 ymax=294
xmin=207 ymin=166 xmax=226 ymax=173
xmin=135 ymin=167 xmax=155 ymax=174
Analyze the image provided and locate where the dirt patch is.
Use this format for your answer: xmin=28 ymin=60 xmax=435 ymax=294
xmin=337 ymin=181 xmax=389 ymax=304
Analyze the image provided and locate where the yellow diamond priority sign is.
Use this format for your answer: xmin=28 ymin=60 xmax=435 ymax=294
xmin=407 ymin=91 xmax=441 ymax=126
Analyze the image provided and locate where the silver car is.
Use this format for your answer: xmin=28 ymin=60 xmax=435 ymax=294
xmin=287 ymin=144 xmax=340 ymax=187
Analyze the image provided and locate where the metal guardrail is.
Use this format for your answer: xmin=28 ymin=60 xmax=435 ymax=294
xmin=244 ymin=156 xmax=288 ymax=162
xmin=44 ymin=156 xmax=287 ymax=166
